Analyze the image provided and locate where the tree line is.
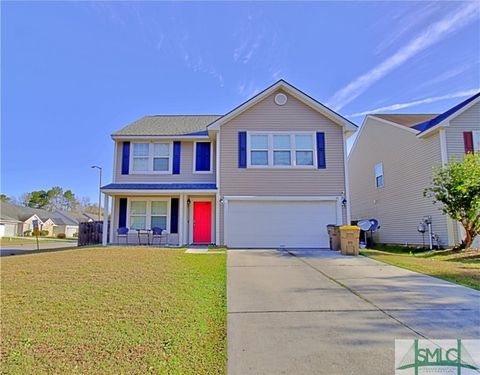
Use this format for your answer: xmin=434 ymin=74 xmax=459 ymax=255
xmin=0 ymin=187 xmax=100 ymax=214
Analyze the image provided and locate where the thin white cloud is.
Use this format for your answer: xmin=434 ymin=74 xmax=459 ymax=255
xmin=327 ymin=2 xmax=479 ymax=111
xmin=416 ymin=62 xmax=478 ymax=90
xmin=374 ymin=2 xmax=440 ymax=55
xmin=348 ymin=89 xmax=479 ymax=118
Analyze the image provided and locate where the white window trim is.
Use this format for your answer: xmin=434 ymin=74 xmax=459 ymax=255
xmin=375 ymin=162 xmax=384 ymax=189
xmin=130 ymin=142 xmax=173 ymax=174
xmin=246 ymin=131 xmax=317 ymax=169
xmin=473 ymin=131 xmax=480 ymax=152
xmin=127 ymin=198 xmax=170 ymax=233
xmin=193 ymin=141 xmax=214 ymax=174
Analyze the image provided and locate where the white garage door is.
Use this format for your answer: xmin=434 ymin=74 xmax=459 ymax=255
xmin=226 ymin=199 xmax=338 ymax=248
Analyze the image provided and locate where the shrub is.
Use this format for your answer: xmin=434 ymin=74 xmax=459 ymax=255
xmin=40 ymin=230 xmax=49 ymax=236
xmin=56 ymin=233 xmax=66 ymax=239
xmin=23 ymin=230 xmax=32 ymax=236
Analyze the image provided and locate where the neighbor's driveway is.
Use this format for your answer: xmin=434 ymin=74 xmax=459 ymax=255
xmin=0 ymin=240 xmax=77 ymax=256
xmin=227 ymin=249 xmax=480 ymax=375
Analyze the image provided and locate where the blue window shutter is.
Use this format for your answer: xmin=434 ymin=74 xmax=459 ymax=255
xmin=119 ymin=198 xmax=127 ymax=228
xmin=238 ymin=132 xmax=247 ymax=168
xmin=173 ymin=142 xmax=181 ymax=174
xmin=316 ymin=132 xmax=326 ymax=169
xmin=195 ymin=142 xmax=211 ymax=171
xmin=170 ymin=198 xmax=179 ymax=234
xmin=121 ymin=142 xmax=130 ymax=175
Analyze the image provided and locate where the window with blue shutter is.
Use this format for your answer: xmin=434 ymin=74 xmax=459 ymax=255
xmin=119 ymin=198 xmax=127 ymax=228
xmin=316 ymin=132 xmax=326 ymax=169
xmin=238 ymin=132 xmax=247 ymax=168
xmin=121 ymin=142 xmax=130 ymax=175
xmin=195 ymin=142 xmax=211 ymax=172
xmin=172 ymin=142 xmax=181 ymax=174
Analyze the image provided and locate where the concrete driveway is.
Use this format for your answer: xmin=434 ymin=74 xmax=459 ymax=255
xmin=227 ymin=249 xmax=480 ymax=375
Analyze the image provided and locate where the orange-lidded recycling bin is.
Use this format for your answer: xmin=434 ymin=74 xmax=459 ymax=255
xmin=340 ymin=226 xmax=360 ymax=256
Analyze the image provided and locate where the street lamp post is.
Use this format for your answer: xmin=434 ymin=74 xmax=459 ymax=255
xmin=91 ymin=166 xmax=102 ymax=221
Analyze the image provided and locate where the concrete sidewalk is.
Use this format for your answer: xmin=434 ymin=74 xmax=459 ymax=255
xmin=0 ymin=240 xmax=78 ymax=256
xmin=227 ymin=249 xmax=480 ymax=375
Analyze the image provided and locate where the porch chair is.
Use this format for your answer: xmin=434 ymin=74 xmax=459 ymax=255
xmin=117 ymin=227 xmax=129 ymax=245
xmin=151 ymin=227 xmax=167 ymax=246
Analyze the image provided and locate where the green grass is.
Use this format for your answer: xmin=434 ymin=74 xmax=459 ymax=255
xmin=361 ymin=247 xmax=480 ymax=290
xmin=0 ymin=237 xmax=76 ymax=246
xmin=1 ymin=247 xmax=227 ymax=374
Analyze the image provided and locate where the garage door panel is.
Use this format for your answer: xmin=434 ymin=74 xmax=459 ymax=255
xmin=226 ymin=200 xmax=337 ymax=248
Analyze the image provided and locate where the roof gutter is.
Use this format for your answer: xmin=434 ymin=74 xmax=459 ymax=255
xmin=111 ymin=134 xmax=212 ymax=141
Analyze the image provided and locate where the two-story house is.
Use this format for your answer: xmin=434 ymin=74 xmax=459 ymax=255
xmin=101 ymin=80 xmax=357 ymax=248
xmin=348 ymin=92 xmax=479 ymax=248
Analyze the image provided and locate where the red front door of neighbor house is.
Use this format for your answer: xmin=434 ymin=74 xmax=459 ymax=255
xmin=193 ymin=201 xmax=211 ymax=244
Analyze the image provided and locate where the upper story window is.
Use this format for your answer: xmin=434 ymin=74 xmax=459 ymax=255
xmin=194 ymin=142 xmax=212 ymax=172
xmin=375 ymin=163 xmax=384 ymax=188
xmin=473 ymin=131 xmax=480 ymax=152
xmin=247 ymin=132 xmax=316 ymax=168
xmin=131 ymin=142 xmax=172 ymax=173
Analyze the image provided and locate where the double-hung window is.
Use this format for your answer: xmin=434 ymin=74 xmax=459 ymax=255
xmin=295 ymin=135 xmax=314 ymax=166
xmin=130 ymin=201 xmax=147 ymax=230
xmin=131 ymin=143 xmax=171 ymax=173
xmin=273 ymin=135 xmax=291 ymax=165
xmin=129 ymin=200 xmax=168 ymax=231
xmin=132 ymin=144 xmax=149 ymax=172
xmin=250 ymin=135 xmax=269 ymax=166
xmin=153 ymin=144 xmax=170 ymax=171
xmin=375 ymin=163 xmax=384 ymax=188
xmin=248 ymin=132 xmax=315 ymax=167
xmin=473 ymin=131 xmax=480 ymax=152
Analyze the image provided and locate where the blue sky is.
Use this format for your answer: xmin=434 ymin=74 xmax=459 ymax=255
xmin=2 ymin=1 xmax=479 ymax=203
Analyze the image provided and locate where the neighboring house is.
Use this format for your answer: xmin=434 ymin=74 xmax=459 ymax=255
xmin=0 ymin=201 xmax=91 ymax=238
xmin=348 ymin=92 xmax=480 ymax=247
xmin=101 ymin=80 xmax=357 ymax=248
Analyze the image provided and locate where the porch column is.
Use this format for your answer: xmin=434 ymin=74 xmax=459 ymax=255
xmin=102 ymin=194 xmax=109 ymax=246
xmin=215 ymin=193 xmax=220 ymax=245
xmin=109 ymin=197 xmax=115 ymax=245
xmin=178 ymin=194 xmax=184 ymax=246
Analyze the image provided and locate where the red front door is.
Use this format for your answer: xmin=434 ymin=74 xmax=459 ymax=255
xmin=193 ymin=201 xmax=212 ymax=244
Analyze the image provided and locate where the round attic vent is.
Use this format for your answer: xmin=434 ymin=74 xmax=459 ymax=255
xmin=274 ymin=93 xmax=287 ymax=106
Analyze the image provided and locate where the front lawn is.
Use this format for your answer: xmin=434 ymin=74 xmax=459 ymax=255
xmin=361 ymin=247 xmax=480 ymax=290
xmin=0 ymin=237 xmax=76 ymax=247
xmin=1 ymin=247 xmax=226 ymax=374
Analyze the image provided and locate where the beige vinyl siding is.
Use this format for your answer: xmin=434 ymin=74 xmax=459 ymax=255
xmin=218 ymin=89 xmax=347 ymax=245
xmin=444 ymin=101 xmax=480 ymax=247
xmin=348 ymin=118 xmax=449 ymax=246
xmin=445 ymin=101 xmax=479 ymax=159
xmin=114 ymin=141 xmax=216 ymax=184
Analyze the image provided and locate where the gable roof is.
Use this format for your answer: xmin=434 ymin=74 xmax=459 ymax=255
xmin=412 ymin=92 xmax=480 ymax=133
xmin=373 ymin=114 xmax=439 ymax=127
xmin=112 ymin=115 xmax=221 ymax=137
xmin=1 ymin=202 xmax=47 ymax=222
xmin=208 ymin=80 xmax=357 ymax=132
xmin=0 ymin=201 xmax=93 ymax=225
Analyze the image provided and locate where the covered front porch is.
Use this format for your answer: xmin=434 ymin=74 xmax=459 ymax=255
xmin=101 ymin=184 xmax=218 ymax=247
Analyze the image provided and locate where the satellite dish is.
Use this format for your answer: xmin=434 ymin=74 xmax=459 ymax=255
xmin=369 ymin=219 xmax=380 ymax=231
xmin=357 ymin=220 xmax=372 ymax=231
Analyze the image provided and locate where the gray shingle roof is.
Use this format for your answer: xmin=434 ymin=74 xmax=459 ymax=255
xmin=112 ymin=115 xmax=222 ymax=136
